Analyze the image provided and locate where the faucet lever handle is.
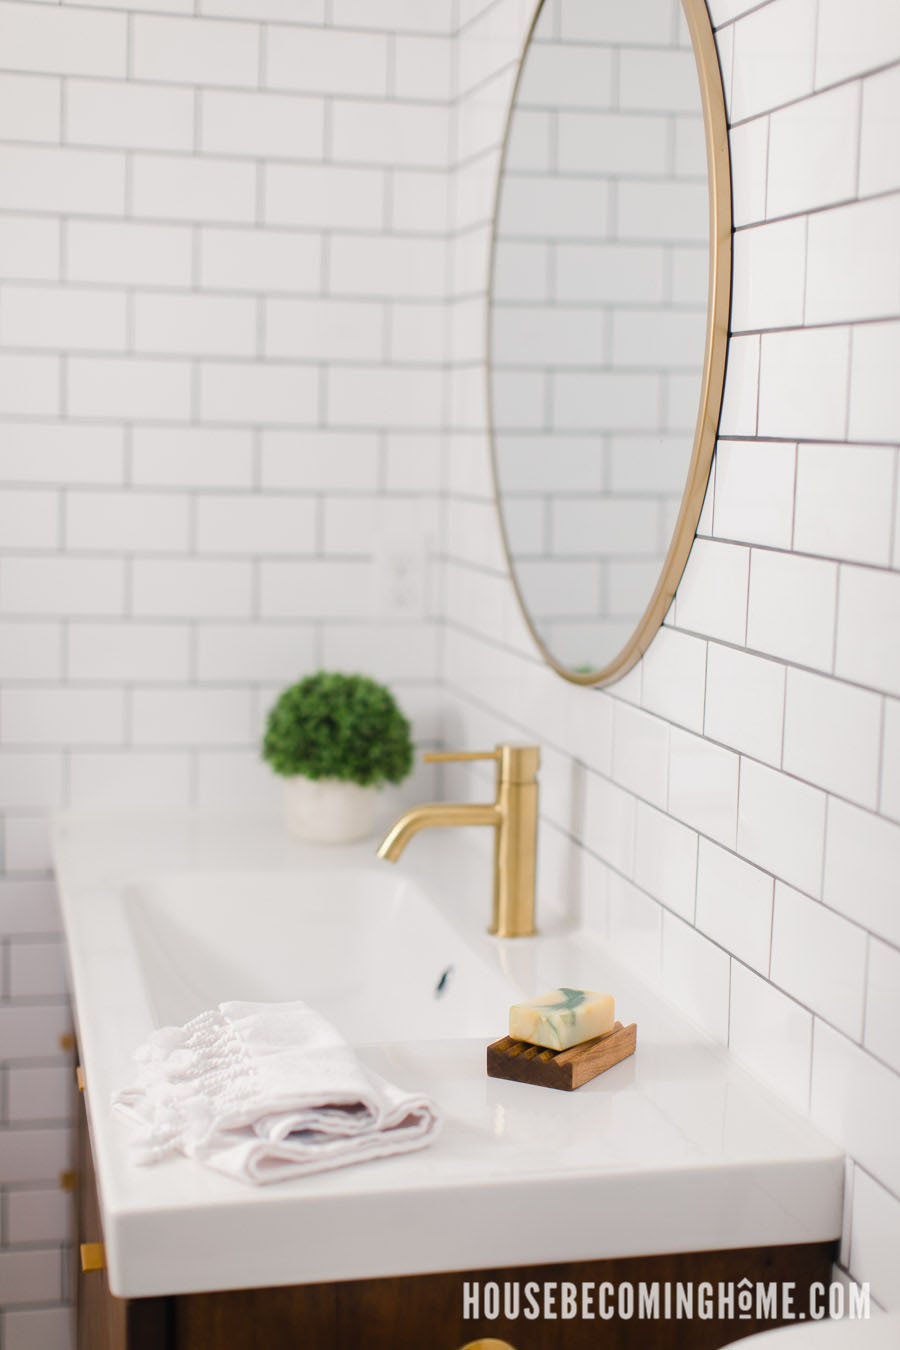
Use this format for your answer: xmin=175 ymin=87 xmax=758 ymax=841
xmin=424 ymin=749 xmax=501 ymax=764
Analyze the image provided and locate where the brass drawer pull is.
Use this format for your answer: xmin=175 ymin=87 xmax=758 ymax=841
xmin=59 ymin=1170 xmax=77 ymax=1192
xmin=60 ymin=1032 xmax=76 ymax=1052
xmin=80 ymin=1243 xmax=105 ymax=1273
xmin=460 ymin=1342 xmax=517 ymax=1349
xmin=76 ymin=1066 xmax=85 ymax=1092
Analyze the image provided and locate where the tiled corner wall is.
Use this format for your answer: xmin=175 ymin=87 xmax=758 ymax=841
xmin=447 ymin=0 xmax=900 ymax=1312
xmin=0 ymin=3 xmax=454 ymax=1345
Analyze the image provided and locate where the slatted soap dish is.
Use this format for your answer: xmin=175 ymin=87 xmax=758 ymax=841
xmin=486 ymin=987 xmax=637 ymax=1092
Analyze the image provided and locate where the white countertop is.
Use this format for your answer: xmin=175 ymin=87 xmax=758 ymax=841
xmin=52 ymin=810 xmax=843 ymax=1298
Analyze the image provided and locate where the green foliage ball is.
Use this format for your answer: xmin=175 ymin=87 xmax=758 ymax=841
xmin=262 ymin=671 xmax=414 ymax=788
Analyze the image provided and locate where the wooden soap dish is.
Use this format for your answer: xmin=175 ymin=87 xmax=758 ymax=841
xmin=486 ymin=1021 xmax=637 ymax=1092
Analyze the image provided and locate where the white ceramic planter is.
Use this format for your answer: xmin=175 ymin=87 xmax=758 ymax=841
xmin=283 ymin=775 xmax=379 ymax=844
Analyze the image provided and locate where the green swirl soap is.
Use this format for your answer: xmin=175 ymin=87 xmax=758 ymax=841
xmin=509 ymin=988 xmax=615 ymax=1051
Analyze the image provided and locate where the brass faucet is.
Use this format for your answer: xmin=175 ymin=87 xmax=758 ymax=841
xmin=376 ymin=744 xmax=540 ymax=937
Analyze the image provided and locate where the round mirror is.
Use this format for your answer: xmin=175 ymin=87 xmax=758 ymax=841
xmin=489 ymin=0 xmax=731 ymax=685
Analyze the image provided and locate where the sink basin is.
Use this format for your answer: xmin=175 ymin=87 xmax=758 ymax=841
xmin=124 ymin=868 xmax=517 ymax=1040
xmin=52 ymin=810 xmax=844 ymax=1299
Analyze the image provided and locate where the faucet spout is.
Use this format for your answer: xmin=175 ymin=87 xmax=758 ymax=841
xmin=376 ymin=802 xmax=500 ymax=862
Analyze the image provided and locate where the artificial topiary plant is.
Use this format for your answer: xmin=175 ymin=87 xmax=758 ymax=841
xmin=262 ymin=671 xmax=414 ymax=789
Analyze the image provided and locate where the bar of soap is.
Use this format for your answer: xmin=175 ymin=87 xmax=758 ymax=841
xmin=509 ymin=988 xmax=615 ymax=1051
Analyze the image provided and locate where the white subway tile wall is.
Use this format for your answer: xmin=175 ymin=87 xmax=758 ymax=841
xmin=0 ymin=3 xmax=447 ymax=1343
xmin=0 ymin=0 xmax=898 ymax=1339
xmin=446 ymin=0 xmax=900 ymax=1315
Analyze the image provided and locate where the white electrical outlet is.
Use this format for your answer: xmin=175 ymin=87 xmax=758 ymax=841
xmin=373 ymin=526 xmax=431 ymax=620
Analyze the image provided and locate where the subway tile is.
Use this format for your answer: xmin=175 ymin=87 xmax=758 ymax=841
xmin=881 ymin=698 xmax=900 ymax=823
xmin=391 ymin=170 xmax=450 ymax=235
xmin=196 ymin=494 xmax=317 ymax=556
xmin=758 ymin=325 xmax=850 ymax=442
xmin=131 ymin=427 xmax=253 ymax=488
xmin=737 ymin=757 xmax=826 ymax=896
xmin=849 ymin=1169 xmax=900 ymax=1312
xmin=260 ymin=431 xmax=378 ymax=491
xmin=332 ymin=0 xmax=452 ymax=30
xmin=864 ymin=939 xmax=900 ymax=1077
xmin=704 ymin=643 xmax=785 ymax=767
xmin=321 ymin=622 xmax=438 ymax=683
xmin=200 ymin=361 xmax=319 ymax=425
xmin=611 ymin=700 xmax=669 ymax=810
xmin=0 ymin=624 xmax=62 ymax=683
xmin=1 ymin=556 xmax=124 ymax=616
xmin=714 ymin=439 xmax=795 ymax=549
xmin=824 ymin=797 xmax=900 ymax=948
xmin=0 ymin=488 xmax=58 ymax=550
xmin=4 ymin=816 xmax=52 ymax=872
xmin=327 ymin=366 xmax=444 ymax=429
xmin=730 ymin=0 xmax=816 ymax=122
xmin=132 ymin=687 xmax=253 ymax=746
xmin=811 ymin=1022 xmax=900 ymax=1196
xmin=266 ymin=298 xmax=384 ymax=362
xmin=806 ymin=197 xmax=900 ymax=326
xmin=1 ymin=283 xmax=126 ymax=352
xmin=783 ymin=668 xmax=882 ymax=809
xmin=329 ymin=235 xmax=446 ymax=299
xmin=132 ymin=13 xmax=258 ymax=86
xmin=849 ymin=320 xmax=900 ymax=445
xmin=8 ymin=1189 xmax=72 ymax=1245
xmin=195 ymin=748 xmax=282 ymax=809
xmin=0 ymin=353 xmax=59 ymax=416
xmin=261 ymin=560 xmax=372 ymax=618
xmin=766 ymin=83 xmax=859 ymax=218
xmin=641 ymin=627 xmax=706 ymax=734
xmin=332 ymin=100 xmax=450 ymax=168
xmin=0 ymin=216 xmax=60 ymax=282
xmin=668 ymin=725 xmax=740 ymax=847
xmin=196 ymin=623 xmax=316 ymax=683
xmin=0 ymin=1 xmax=126 ymax=77
xmin=199 ymin=226 xmax=322 ymax=294
xmin=728 ymin=117 xmax=769 ymax=228
xmin=67 ymin=77 xmax=194 ymax=151
xmin=135 ymin=293 xmax=257 ymax=358
xmin=0 ymin=1250 xmax=61 ymax=1307
xmin=68 ymin=622 xmax=190 ymax=682
xmin=67 ymin=219 xmax=192 ymax=287
xmin=835 ymin=564 xmax=900 ymax=698
xmin=633 ymin=802 xmax=697 ymax=922
xmin=716 ymin=333 xmax=759 ymax=437
xmin=729 ymin=962 xmax=813 ymax=1115
xmin=394 ymin=34 xmax=454 ymax=100
xmin=0 ymin=1005 xmax=73 ymax=1062
xmin=133 ymin=558 xmax=252 ymax=618
xmin=771 ymin=881 xmax=867 ymax=1039
xmin=3 ymin=1309 xmax=74 ymax=1350
xmin=200 ymin=0 xmax=322 ymax=16
xmin=606 ymin=872 xmax=663 ymax=985
xmin=0 ymin=72 xmax=61 ymax=143
xmin=794 ymin=443 xmax=895 ymax=566
xmin=730 ymin=217 xmax=806 ymax=332
xmin=696 ymin=837 xmax=773 ymax=975
xmin=0 ymin=144 xmax=124 ymax=215
xmin=265 ymin=26 xmax=389 ymax=97
xmin=2 ymin=687 xmax=124 ymax=745
xmin=0 ymin=422 xmax=123 ymax=484
xmin=200 ymin=89 xmax=325 ymax=160
xmin=265 ymin=162 xmax=385 ymax=229
xmin=68 ymin=357 xmax=191 ymax=422
xmin=661 ymin=913 xmax=731 ymax=1044
xmin=7 ymin=1067 xmax=71 ymax=1121
xmin=582 ymin=772 xmax=635 ymax=877
xmin=747 ymin=550 xmax=837 ymax=672
xmin=133 ymin=153 xmax=257 ymax=223
xmin=674 ymin=538 xmax=750 ymax=646
xmin=390 ymin=302 xmax=448 ymax=365
xmin=0 ymin=879 xmax=61 ymax=935
xmin=66 ymin=489 xmax=189 ymax=553
xmin=69 ymin=751 xmax=191 ymax=809
xmin=859 ymin=65 xmax=900 ymax=197
xmin=9 ymin=940 xmax=67 ymax=999
xmin=816 ymin=0 xmax=900 ymax=88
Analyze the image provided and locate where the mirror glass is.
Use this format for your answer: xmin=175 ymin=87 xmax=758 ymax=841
xmin=490 ymin=0 xmax=727 ymax=683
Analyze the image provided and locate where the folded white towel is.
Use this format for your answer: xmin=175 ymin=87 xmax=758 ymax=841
xmin=112 ymin=1000 xmax=441 ymax=1185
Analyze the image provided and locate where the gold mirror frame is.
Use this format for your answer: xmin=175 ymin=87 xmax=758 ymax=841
xmin=487 ymin=0 xmax=733 ymax=687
